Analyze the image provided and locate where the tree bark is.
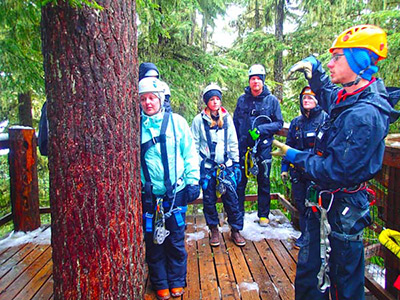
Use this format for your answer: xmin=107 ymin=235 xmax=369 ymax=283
xmin=201 ymin=13 xmax=208 ymax=51
xmin=189 ymin=11 xmax=196 ymax=45
xmin=255 ymin=0 xmax=261 ymax=29
xmin=18 ymin=91 xmax=33 ymax=127
xmin=41 ymin=1 xmax=144 ymax=299
xmin=273 ymin=0 xmax=284 ymax=102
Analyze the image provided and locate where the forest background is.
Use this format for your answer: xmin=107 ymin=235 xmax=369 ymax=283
xmin=0 ymin=0 xmax=399 ymax=231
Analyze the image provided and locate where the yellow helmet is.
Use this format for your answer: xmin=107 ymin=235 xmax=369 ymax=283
xmin=330 ymin=25 xmax=387 ymax=61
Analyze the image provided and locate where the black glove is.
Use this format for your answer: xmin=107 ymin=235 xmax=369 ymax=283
xmin=186 ymin=184 xmax=200 ymax=203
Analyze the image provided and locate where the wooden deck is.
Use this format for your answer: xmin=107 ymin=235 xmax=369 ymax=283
xmin=0 ymin=210 xmax=299 ymax=300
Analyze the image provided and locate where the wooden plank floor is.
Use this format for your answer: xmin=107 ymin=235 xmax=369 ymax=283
xmin=0 ymin=210 xmax=299 ymax=300
xmin=144 ymin=208 xmax=298 ymax=300
xmin=0 ymin=225 xmax=53 ymax=300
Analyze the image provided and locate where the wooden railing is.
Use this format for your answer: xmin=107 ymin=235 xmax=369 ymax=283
xmin=0 ymin=127 xmax=399 ymax=299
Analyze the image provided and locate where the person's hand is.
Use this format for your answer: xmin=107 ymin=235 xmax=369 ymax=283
xmin=271 ymin=139 xmax=291 ymax=157
xmin=287 ymin=60 xmax=313 ymax=80
xmin=249 ymin=128 xmax=260 ymax=141
xmin=281 ymin=171 xmax=289 ymax=182
xmin=233 ymin=163 xmax=242 ymax=184
xmin=186 ymin=184 xmax=200 ymax=202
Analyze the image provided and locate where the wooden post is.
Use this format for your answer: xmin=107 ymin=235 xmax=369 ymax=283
xmin=8 ymin=126 xmax=40 ymax=232
xmin=382 ymin=134 xmax=400 ymax=299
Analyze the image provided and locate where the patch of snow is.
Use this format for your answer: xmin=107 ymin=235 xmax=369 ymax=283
xmin=390 ymin=141 xmax=400 ymax=148
xmin=0 ymin=227 xmax=51 ymax=249
xmin=9 ymin=125 xmax=33 ymax=130
xmin=186 ymin=231 xmax=206 ymax=242
xmin=240 ymin=212 xmax=300 ymax=242
xmin=220 ymin=223 xmax=231 ymax=233
xmin=366 ymin=264 xmax=386 ymax=288
xmin=0 ymin=120 xmax=8 ymax=133
xmin=239 ymin=281 xmax=259 ymax=293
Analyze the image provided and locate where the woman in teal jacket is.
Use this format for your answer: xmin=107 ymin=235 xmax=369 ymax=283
xmin=140 ymin=77 xmax=200 ymax=300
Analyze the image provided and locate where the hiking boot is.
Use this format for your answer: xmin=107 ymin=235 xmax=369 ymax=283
xmin=231 ymin=229 xmax=246 ymax=247
xmin=209 ymin=226 xmax=220 ymax=247
xmin=171 ymin=287 xmax=184 ymax=297
xmin=294 ymin=234 xmax=305 ymax=250
xmin=156 ymin=289 xmax=171 ymax=300
xmin=259 ymin=217 xmax=270 ymax=227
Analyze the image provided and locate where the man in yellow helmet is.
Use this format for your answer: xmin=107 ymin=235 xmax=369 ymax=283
xmin=274 ymin=25 xmax=400 ymax=300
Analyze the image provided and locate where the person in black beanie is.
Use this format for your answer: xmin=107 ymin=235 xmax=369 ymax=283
xmin=191 ymin=83 xmax=245 ymax=247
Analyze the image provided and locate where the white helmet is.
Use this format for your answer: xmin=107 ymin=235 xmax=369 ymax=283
xmin=248 ymin=64 xmax=266 ymax=76
xmin=138 ymin=77 xmax=165 ymax=105
xmin=203 ymin=83 xmax=222 ymax=97
xmin=160 ymin=81 xmax=171 ymax=96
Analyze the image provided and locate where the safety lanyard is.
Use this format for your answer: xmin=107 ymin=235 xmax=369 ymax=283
xmin=202 ymin=114 xmax=228 ymax=164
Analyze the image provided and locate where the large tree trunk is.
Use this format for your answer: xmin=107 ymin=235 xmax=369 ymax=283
xmin=273 ymin=0 xmax=284 ymax=102
xmin=254 ymin=0 xmax=261 ymax=29
xmin=18 ymin=91 xmax=33 ymax=127
xmin=201 ymin=13 xmax=208 ymax=51
xmin=41 ymin=1 xmax=144 ymax=299
xmin=189 ymin=11 xmax=196 ymax=45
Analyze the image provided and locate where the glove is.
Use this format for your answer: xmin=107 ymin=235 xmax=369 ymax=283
xmin=287 ymin=56 xmax=317 ymax=80
xmin=233 ymin=163 xmax=242 ymax=184
xmin=186 ymin=184 xmax=200 ymax=203
xmin=281 ymin=171 xmax=289 ymax=182
xmin=271 ymin=139 xmax=291 ymax=157
xmin=249 ymin=128 xmax=260 ymax=141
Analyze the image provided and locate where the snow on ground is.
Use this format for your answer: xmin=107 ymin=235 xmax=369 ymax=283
xmin=187 ymin=211 xmax=300 ymax=242
xmin=186 ymin=230 xmax=206 ymax=242
xmin=185 ymin=221 xmax=208 ymax=242
xmin=238 ymin=281 xmax=259 ymax=293
xmin=0 ymin=210 xmax=299 ymax=248
xmin=366 ymin=264 xmax=386 ymax=288
xmin=240 ymin=211 xmax=300 ymax=242
xmin=0 ymin=226 xmax=51 ymax=249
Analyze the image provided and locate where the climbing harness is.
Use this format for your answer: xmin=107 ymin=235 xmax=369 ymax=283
xmin=216 ymin=166 xmax=227 ymax=197
xmin=305 ymin=186 xmax=333 ymax=293
xmin=305 ymin=182 xmax=375 ymax=292
xmin=200 ymin=113 xmax=237 ymax=198
xmin=245 ymin=146 xmax=259 ymax=178
xmin=153 ymin=197 xmax=170 ymax=244
xmin=215 ymin=163 xmax=238 ymax=198
xmin=141 ymin=111 xmax=181 ymax=244
xmin=244 ymin=115 xmax=272 ymax=179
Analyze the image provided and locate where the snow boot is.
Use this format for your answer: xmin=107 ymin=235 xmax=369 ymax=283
xmin=156 ymin=289 xmax=171 ymax=300
xmin=231 ymin=229 xmax=246 ymax=247
xmin=209 ymin=226 xmax=220 ymax=247
xmin=171 ymin=287 xmax=184 ymax=297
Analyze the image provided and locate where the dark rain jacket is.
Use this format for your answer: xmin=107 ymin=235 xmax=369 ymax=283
xmin=38 ymin=101 xmax=48 ymax=156
xmin=282 ymin=87 xmax=328 ymax=174
xmin=233 ymin=86 xmax=283 ymax=160
xmin=289 ymin=60 xmax=400 ymax=190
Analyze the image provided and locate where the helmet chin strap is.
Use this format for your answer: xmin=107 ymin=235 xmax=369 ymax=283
xmin=341 ymin=66 xmax=370 ymax=87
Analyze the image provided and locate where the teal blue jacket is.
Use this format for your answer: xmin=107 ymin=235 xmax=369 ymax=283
xmin=141 ymin=109 xmax=200 ymax=196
